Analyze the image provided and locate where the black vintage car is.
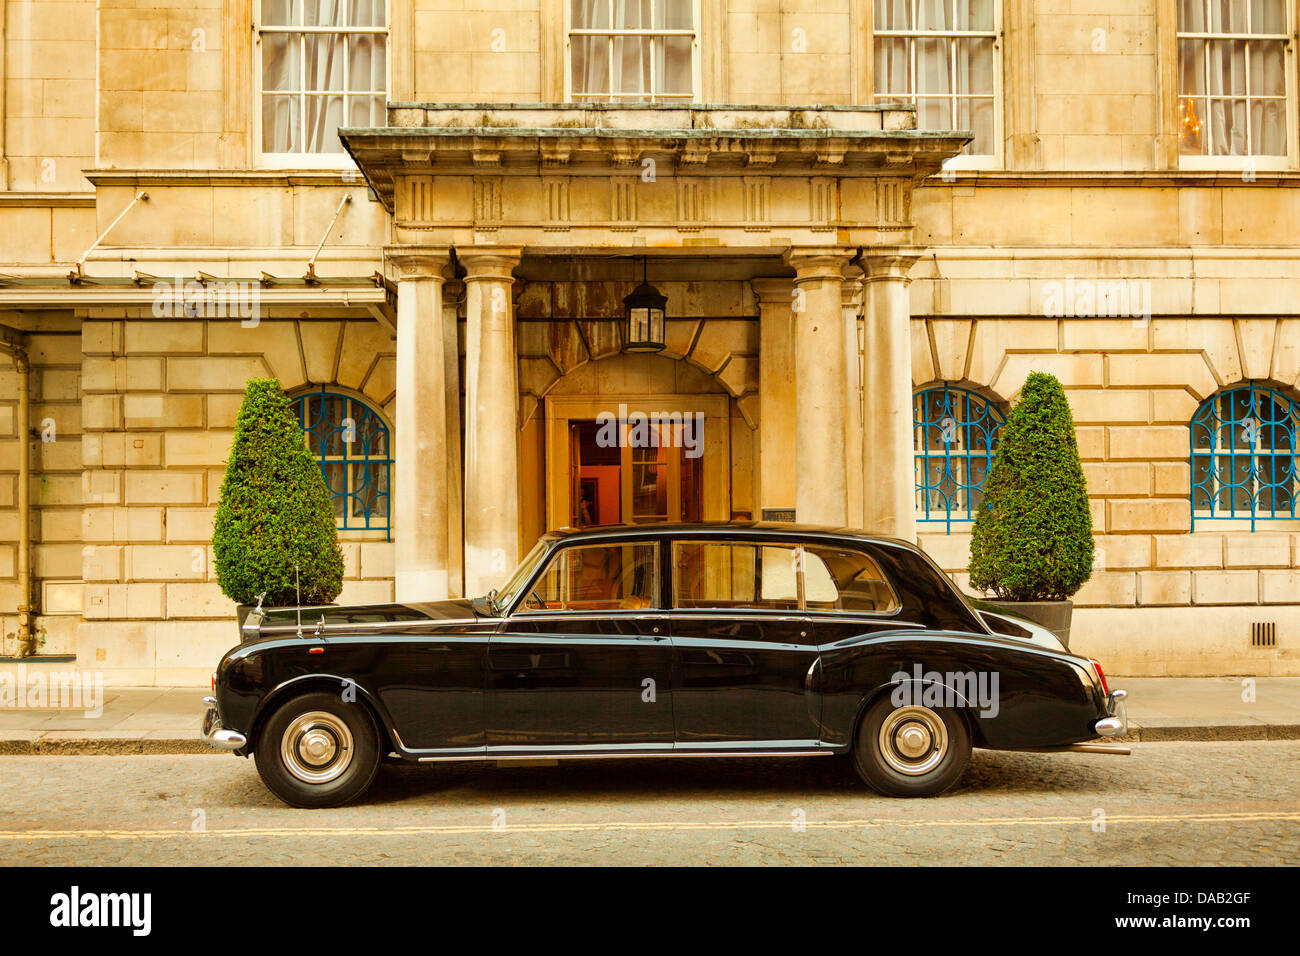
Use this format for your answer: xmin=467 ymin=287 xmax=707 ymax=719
xmin=202 ymin=522 xmax=1128 ymax=808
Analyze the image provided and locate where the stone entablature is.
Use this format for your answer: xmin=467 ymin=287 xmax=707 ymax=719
xmin=342 ymin=104 xmax=968 ymax=250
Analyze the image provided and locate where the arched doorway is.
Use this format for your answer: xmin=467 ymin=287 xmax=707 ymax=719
xmin=520 ymin=352 xmax=747 ymax=537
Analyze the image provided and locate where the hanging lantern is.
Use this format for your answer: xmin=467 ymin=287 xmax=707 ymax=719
xmin=622 ymin=256 xmax=667 ymax=353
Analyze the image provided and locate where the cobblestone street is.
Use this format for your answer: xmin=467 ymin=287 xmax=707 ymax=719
xmin=0 ymin=742 xmax=1296 ymax=865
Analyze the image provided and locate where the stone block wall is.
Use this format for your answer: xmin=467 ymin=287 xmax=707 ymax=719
xmin=0 ymin=329 xmax=83 ymax=657
xmin=77 ymin=316 xmax=397 ymax=683
xmin=911 ymin=313 xmax=1300 ymax=676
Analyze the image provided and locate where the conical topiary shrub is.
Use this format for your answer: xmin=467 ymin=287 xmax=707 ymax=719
xmin=214 ymin=378 xmax=343 ymax=607
xmin=968 ymin=372 xmax=1094 ymax=602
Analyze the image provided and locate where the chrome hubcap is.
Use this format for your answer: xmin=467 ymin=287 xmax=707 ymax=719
xmin=281 ymin=711 xmax=354 ymax=784
xmin=879 ymin=706 xmax=948 ymax=776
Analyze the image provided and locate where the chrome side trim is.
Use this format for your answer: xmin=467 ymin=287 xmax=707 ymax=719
xmin=416 ymin=749 xmax=834 ymax=764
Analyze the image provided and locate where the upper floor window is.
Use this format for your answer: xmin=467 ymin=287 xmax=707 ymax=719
xmin=1177 ymin=0 xmax=1292 ymax=163
xmin=259 ymin=0 xmax=388 ymax=161
xmin=914 ymin=384 xmax=1005 ymax=531
xmin=568 ymin=0 xmax=698 ymax=102
xmin=874 ymin=0 xmax=999 ymax=160
xmin=291 ymin=387 xmax=393 ymax=537
xmin=1191 ymin=384 xmax=1299 ymax=530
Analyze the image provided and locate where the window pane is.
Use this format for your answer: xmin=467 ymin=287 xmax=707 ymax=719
xmin=305 ymin=34 xmax=346 ymax=91
xmin=1250 ymin=0 xmax=1286 ymax=33
xmin=617 ymin=0 xmax=650 ymax=29
xmin=571 ymin=36 xmax=611 ymax=95
xmin=350 ymin=461 xmax=387 ymax=520
xmin=674 ymin=542 xmax=799 ymax=610
xmin=874 ymin=38 xmax=910 ymax=96
xmin=875 ymin=0 xmax=913 ymax=31
xmin=263 ymin=33 xmax=300 ymax=91
xmin=916 ymin=97 xmax=952 ymax=130
xmin=347 ymin=94 xmax=385 ymax=127
xmin=263 ymin=0 xmax=302 ymax=26
xmin=916 ymin=0 xmax=950 ymax=31
xmin=1207 ymin=39 xmax=1247 ymax=95
xmin=660 ymin=0 xmax=693 ymax=29
xmin=306 ymin=0 xmax=347 ymax=26
xmin=1249 ymin=41 xmax=1286 ymax=96
xmin=304 ymin=94 xmax=344 ymax=151
xmin=956 ymin=37 xmax=994 ymax=95
xmin=572 ymin=0 xmax=610 ymax=29
xmin=1179 ymin=96 xmax=1207 ymax=154
xmin=527 ymin=544 xmax=658 ymax=611
xmin=262 ymin=95 xmax=300 ymax=153
xmin=961 ymin=0 xmax=995 ymax=32
xmin=958 ymin=97 xmax=994 ymax=155
xmin=613 ymin=35 xmax=651 ymax=95
xmin=349 ymin=34 xmax=386 ymax=92
xmin=1207 ymin=98 xmax=1249 ymax=154
xmin=1178 ymin=37 xmax=1205 ymax=96
xmin=323 ymin=462 xmax=346 ymax=519
xmin=1212 ymin=0 xmax=1249 ymax=32
xmin=803 ymin=546 xmax=901 ymax=614
xmin=660 ymin=35 xmax=692 ymax=95
xmin=346 ymin=0 xmax=383 ymax=27
xmin=916 ymin=38 xmax=951 ymax=95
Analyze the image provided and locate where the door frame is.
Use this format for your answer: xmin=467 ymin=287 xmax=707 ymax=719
xmin=544 ymin=394 xmax=731 ymax=530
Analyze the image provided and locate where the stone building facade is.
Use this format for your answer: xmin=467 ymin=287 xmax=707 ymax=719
xmin=1 ymin=0 xmax=1299 ymax=682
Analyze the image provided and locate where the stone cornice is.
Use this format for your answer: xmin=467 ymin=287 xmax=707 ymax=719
xmin=341 ymin=104 xmax=970 ymax=214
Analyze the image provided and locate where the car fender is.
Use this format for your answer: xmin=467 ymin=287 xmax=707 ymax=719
xmin=248 ymin=672 xmax=400 ymax=753
xmin=817 ymin=630 xmax=1103 ymax=750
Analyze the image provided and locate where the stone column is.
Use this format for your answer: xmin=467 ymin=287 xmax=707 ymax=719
xmin=860 ymin=249 xmax=921 ymax=542
xmin=390 ymin=249 xmax=453 ymax=602
xmin=784 ymin=247 xmax=854 ymax=527
xmin=752 ymin=278 xmax=797 ymax=517
xmin=461 ymin=248 xmax=523 ymax=597
xmin=842 ymin=271 xmax=865 ymax=529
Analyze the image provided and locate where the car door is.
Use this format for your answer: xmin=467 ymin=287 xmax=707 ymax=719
xmin=487 ymin=539 xmax=674 ymax=751
xmin=668 ymin=539 xmax=823 ymax=749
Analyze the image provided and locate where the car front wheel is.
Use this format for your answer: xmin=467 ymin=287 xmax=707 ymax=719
xmin=254 ymin=691 xmax=381 ymax=808
xmin=851 ymin=697 xmax=971 ymax=797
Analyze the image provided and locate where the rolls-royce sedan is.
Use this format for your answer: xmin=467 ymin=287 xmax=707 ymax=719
xmin=202 ymin=522 xmax=1128 ymax=808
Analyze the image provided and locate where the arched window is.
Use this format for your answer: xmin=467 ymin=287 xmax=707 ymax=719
xmin=1191 ymin=384 xmax=1299 ymax=530
xmin=914 ymin=384 xmax=1005 ymax=532
xmin=291 ymin=387 xmax=393 ymax=538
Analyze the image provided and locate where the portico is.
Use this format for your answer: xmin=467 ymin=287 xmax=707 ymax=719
xmin=343 ymin=103 xmax=966 ymax=598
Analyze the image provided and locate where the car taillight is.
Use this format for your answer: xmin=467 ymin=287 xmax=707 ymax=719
xmin=1089 ymin=658 xmax=1110 ymax=696
xmin=211 ymin=672 xmax=216 ymax=693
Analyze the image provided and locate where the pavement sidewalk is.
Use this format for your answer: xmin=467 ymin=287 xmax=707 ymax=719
xmin=1 ymin=678 xmax=1298 ymax=755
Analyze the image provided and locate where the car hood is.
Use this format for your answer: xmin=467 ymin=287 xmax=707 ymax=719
xmin=244 ymin=598 xmax=482 ymax=641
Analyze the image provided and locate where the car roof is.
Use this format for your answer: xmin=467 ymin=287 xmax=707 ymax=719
xmin=542 ymin=521 xmax=919 ymax=552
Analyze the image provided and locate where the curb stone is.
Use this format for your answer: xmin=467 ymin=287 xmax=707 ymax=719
xmin=3 ymin=727 xmax=1300 ymax=755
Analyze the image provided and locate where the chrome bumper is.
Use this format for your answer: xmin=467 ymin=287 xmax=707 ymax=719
xmin=201 ymin=696 xmax=248 ymax=751
xmin=1094 ymin=689 xmax=1128 ymax=737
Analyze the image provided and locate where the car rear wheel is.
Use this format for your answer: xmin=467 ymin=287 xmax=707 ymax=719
xmin=254 ymin=691 xmax=381 ymax=809
xmin=851 ymin=696 xmax=971 ymax=797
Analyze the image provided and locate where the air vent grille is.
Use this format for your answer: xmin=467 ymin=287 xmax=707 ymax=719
xmin=1251 ymin=622 xmax=1277 ymax=648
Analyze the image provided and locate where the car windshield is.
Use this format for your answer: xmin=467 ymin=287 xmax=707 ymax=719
xmin=493 ymin=539 xmax=552 ymax=611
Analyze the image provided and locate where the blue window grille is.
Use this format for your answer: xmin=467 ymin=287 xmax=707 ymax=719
xmin=1191 ymin=384 xmax=1298 ymax=531
xmin=914 ymin=385 xmax=1005 ymax=532
xmin=291 ymin=387 xmax=393 ymax=539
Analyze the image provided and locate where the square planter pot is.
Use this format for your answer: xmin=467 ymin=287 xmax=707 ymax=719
xmin=988 ymin=599 xmax=1074 ymax=649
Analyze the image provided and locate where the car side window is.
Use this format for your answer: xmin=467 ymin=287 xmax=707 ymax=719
xmin=801 ymin=546 xmax=900 ymax=614
xmin=519 ymin=543 xmax=658 ymax=612
xmin=673 ymin=541 xmax=801 ymax=610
